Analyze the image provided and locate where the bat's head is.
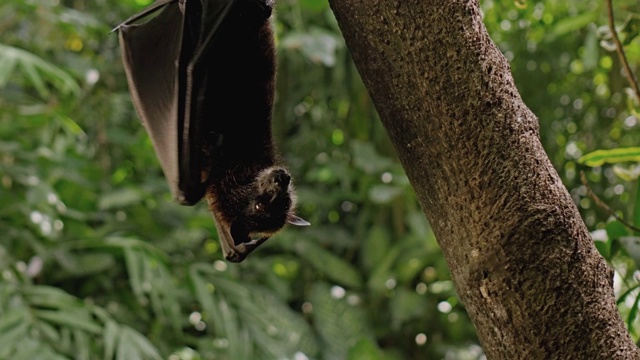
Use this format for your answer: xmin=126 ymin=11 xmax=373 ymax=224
xmin=219 ymin=166 xmax=309 ymax=262
xmin=241 ymin=166 xmax=309 ymax=237
xmin=209 ymin=166 xmax=309 ymax=263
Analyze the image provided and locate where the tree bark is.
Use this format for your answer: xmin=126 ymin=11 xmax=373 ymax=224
xmin=328 ymin=0 xmax=640 ymax=358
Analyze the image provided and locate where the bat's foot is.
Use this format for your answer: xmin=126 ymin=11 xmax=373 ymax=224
xmin=223 ymin=236 xmax=269 ymax=263
xmin=225 ymin=252 xmax=246 ymax=263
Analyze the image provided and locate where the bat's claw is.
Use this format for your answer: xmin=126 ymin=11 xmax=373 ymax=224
xmin=224 ymin=236 xmax=270 ymax=263
xmin=225 ymin=252 xmax=245 ymax=263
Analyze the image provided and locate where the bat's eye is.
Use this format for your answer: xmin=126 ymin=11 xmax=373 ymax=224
xmin=255 ymin=203 xmax=266 ymax=212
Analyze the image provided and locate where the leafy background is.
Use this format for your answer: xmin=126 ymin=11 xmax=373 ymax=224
xmin=0 ymin=0 xmax=639 ymax=359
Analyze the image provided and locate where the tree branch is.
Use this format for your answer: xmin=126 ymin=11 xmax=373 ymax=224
xmin=580 ymin=171 xmax=640 ymax=232
xmin=606 ymin=0 xmax=640 ymax=104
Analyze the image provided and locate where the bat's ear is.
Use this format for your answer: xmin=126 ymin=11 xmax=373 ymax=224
xmin=287 ymin=215 xmax=310 ymax=227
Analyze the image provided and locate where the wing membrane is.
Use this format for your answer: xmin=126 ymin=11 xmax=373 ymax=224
xmin=179 ymin=0 xmax=234 ymax=205
xmin=117 ymin=1 xmax=185 ymax=202
xmin=116 ymin=0 xmax=235 ymax=205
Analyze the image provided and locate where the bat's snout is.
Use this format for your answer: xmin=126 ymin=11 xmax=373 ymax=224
xmin=274 ymin=171 xmax=291 ymax=188
xmin=257 ymin=167 xmax=292 ymax=195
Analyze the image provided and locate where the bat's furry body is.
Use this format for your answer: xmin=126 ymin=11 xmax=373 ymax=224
xmin=115 ymin=0 xmax=308 ymax=262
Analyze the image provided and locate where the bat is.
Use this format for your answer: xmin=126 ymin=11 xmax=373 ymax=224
xmin=113 ymin=0 xmax=309 ymax=262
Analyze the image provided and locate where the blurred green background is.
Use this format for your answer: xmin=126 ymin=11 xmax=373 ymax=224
xmin=1 ymin=0 xmax=639 ymax=359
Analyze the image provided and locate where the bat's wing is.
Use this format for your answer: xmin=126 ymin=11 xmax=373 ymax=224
xmin=179 ymin=0 xmax=234 ymax=205
xmin=115 ymin=0 xmax=233 ymax=205
xmin=116 ymin=0 xmax=186 ymax=202
xmin=113 ymin=0 xmax=176 ymax=31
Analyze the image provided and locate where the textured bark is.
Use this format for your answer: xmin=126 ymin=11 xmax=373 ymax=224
xmin=329 ymin=1 xmax=640 ymax=359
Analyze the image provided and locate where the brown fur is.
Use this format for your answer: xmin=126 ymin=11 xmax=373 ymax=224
xmin=198 ymin=0 xmax=306 ymax=262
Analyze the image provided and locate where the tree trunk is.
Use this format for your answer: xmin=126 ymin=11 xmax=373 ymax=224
xmin=328 ymin=0 xmax=640 ymax=358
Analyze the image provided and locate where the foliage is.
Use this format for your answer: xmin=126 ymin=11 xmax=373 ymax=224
xmin=1 ymin=0 xmax=639 ymax=358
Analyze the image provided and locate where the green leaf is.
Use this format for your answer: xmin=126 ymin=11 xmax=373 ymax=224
xmin=361 ymin=226 xmax=391 ymax=272
xmin=578 ymin=147 xmax=640 ymax=167
xmin=98 ymin=188 xmax=144 ymax=210
xmin=22 ymin=285 xmax=81 ymax=309
xmin=348 ymin=338 xmax=386 ymax=360
xmin=116 ymin=332 xmax=137 ymax=360
xmin=549 ymin=11 xmax=598 ymax=38
xmin=621 ymin=14 xmax=640 ymax=46
xmin=120 ymin=327 xmax=162 ymax=360
xmin=634 ymin=179 xmax=640 ymax=228
xmin=619 ymin=236 xmax=640 ymax=268
xmin=36 ymin=321 xmax=61 ymax=344
xmin=12 ymin=342 xmax=36 ymax=360
xmin=0 ymin=312 xmax=29 ymax=351
xmin=395 ymin=251 xmax=428 ymax=283
xmin=611 ymin=238 xmax=622 ymax=258
xmin=311 ymin=283 xmax=373 ymax=359
xmin=280 ymin=29 xmax=342 ymax=67
xmin=73 ymin=329 xmax=90 ymax=360
xmin=389 ymin=289 xmax=427 ymax=330
xmin=188 ymin=266 xmax=218 ymax=324
xmin=124 ymin=247 xmax=145 ymax=302
xmin=627 ymin=290 xmax=640 ymax=330
xmin=300 ymin=0 xmax=328 ymax=12
xmin=61 ymin=253 xmax=115 ymax=276
xmin=0 ymin=44 xmax=80 ymax=98
xmin=617 ymin=283 xmax=640 ymax=305
xmin=295 ymin=241 xmax=362 ymax=288
xmin=0 ymin=50 xmax=18 ymax=86
xmin=368 ymin=246 xmax=402 ymax=294
xmin=582 ymin=25 xmax=599 ymax=71
xmin=103 ymin=321 xmax=118 ymax=360
xmin=115 ymin=327 xmax=163 ymax=360
xmin=0 ymin=308 xmax=28 ymax=335
xmin=58 ymin=7 xmax=104 ymax=30
xmin=212 ymin=295 xmax=244 ymax=359
xmin=368 ymin=185 xmax=402 ymax=204
xmin=594 ymin=240 xmax=610 ymax=260
xmin=407 ymin=212 xmax=430 ymax=240
xmin=62 ymin=237 xmax=170 ymax=263
xmin=350 ymin=141 xmax=394 ymax=174
xmin=147 ymin=259 xmax=182 ymax=335
xmin=612 ymin=164 xmax=640 ymax=181
xmin=238 ymin=286 xmax=319 ymax=358
xmin=33 ymin=309 xmax=102 ymax=334
xmin=606 ymin=220 xmax=629 ymax=239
